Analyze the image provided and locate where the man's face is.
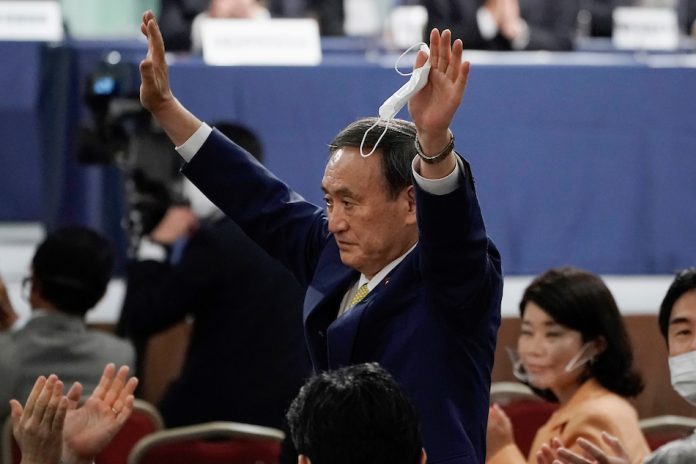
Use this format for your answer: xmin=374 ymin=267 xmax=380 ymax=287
xmin=321 ymin=147 xmax=417 ymax=278
xmin=667 ymin=289 xmax=696 ymax=356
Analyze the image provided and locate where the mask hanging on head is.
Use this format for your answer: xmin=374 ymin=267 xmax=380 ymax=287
xmin=669 ymin=350 xmax=696 ymax=406
xmin=360 ymin=43 xmax=431 ymax=158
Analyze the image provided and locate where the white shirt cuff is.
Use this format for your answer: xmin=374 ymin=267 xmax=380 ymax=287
xmin=477 ymin=7 xmax=499 ymax=40
xmin=176 ymin=123 xmax=213 ymax=163
xmin=137 ymin=237 xmax=168 ymax=262
xmin=411 ymin=156 xmax=462 ymax=196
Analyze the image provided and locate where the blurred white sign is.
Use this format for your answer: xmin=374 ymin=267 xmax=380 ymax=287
xmin=201 ymin=18 xmax=321 ymax=66
xmin=0 ymin=1 xmax=63 ymax=41
xmin=613 ymin=7 xmax=679 ymax=50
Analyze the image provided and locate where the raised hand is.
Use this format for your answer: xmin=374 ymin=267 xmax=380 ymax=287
xmin=408 ymin=28 xmax=470 ymax=157
xmin=61 ymin=364 xmax=138 ymax=464
xmin=487 ymin=404 xmax=516 ymax=456
xmin=10 ymin=375 xmax=69 ymax=464
xmin=151 ymin=206 xmax=199 ymax=245
xmin=139 ymin=10 xmax=174 ymax=115
xmin=138 ymin=10 xmax=202 ymax=146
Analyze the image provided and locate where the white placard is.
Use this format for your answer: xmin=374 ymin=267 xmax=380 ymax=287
xmin=612 ymin=7 xmax=679 ymax=50
xmin=201 ymin=18 xmax=321 ymax=66
xmin=0 ymin=1 xmax=63 ymax=41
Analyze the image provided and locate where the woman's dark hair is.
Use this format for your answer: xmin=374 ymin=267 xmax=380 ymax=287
xmin=519 ymin=267 xmax=643 ymax=402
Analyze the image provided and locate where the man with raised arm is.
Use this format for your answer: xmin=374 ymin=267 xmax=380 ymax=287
xmin=138 ymin=11 xmax=503 ymax=463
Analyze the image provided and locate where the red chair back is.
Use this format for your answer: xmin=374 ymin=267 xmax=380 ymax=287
xmin=640 ymin=415 xmax=696 ymax=451
xmin=127 ymin=421 xmax=284 ymax=464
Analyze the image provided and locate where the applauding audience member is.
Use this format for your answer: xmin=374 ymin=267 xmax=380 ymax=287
xmin=10 ymin=363 xmax=138 ymax=464
xmin=0 ymin=226 xmax=134 ymax=421
xmin=424 ymin=0 xmax=579 ymax=51
xmin=487 ymin=267 xmax=650 ymax=464
xmin=538 ymin=269 xmax=696 ymax=464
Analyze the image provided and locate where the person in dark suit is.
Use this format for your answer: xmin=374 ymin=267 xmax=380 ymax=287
xmin=139 ymin=12 xmax=503 ymax=463
xmin=118 ymin=124 xmax=309 ymax=429
xmin=0 ymin=226 xmax=135 ymax=421
xmin=423 ymin=0 xmax=581 ymax=50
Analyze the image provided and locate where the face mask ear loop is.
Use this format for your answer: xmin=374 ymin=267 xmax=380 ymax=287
xmin=505 ymin=346 xmax=530 ymax=384
xmin=395 ymin=42 xmax=428 ymax=77
xmin=360 ymin=118 xmax=391 ymax=158
xmin=564 ymin=342 xmax=596 ymax=373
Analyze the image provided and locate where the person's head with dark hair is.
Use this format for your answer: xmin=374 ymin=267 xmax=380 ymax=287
xmin=659 ymin=268 xmax=696 ymax=346
xmin=516 ymin=267 xmax=643 ymax=402
xmin=287 ymin=362 xmax=425 ymax=464
xmin=29 ymin=226 xmax=114 ymax=317
xmin=657 ymin=269 xmax=696 ymax=406
xmin=323 ymin=117 xmax=418 ymax=278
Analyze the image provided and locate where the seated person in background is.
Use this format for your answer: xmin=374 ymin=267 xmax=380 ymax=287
xmin=423 ymin=0 xmax=579 ymax=50
xmin=538 ymin=268 xmax=696 ymax=464
xmin=486 ymin=267 xmax=650 ymax=464
xmin=266 ymin=0 xmax=344 ymax=36
xmin=0 ymin=226 xmax=135 ymax=421
xmin=158 ymin=0 xmax=210 ymax=51
xmin=10 ymin=363 xmax=138 ymax=464
xmin=286 ymin=362 xmax=425 ymax=464
xmin=190 ymin=0 xmax=271 ymax=52
xmin=118 ymin=123 xmax=309 ymax=429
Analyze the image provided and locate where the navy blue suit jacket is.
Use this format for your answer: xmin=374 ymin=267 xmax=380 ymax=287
xmin=183 ymin=129 xmax=503 ymax=464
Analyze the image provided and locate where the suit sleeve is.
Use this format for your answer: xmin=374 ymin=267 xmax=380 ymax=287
xmin=415 ymin=154 xmax=503 ymax=330
xmin=182 ymin=129 xmax=330 ymax=287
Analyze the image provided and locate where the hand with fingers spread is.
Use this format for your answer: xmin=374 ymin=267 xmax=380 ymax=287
xmin=10 ymin=375 xmax=69 ymax=464
xmin=535 ymin=437 xmax=565 ymax=464
xmin=408 ymin=28 xmax=470 ymax=176
xmin=552 ymin=433 xmax=631 ymax=464
xmin=61 ymin=363 xmax=138 ymax=464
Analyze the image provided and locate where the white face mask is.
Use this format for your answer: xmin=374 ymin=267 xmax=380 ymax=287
xmin=359 ymin=42 xmax=431 ymax=158
xmin=181 ymin=178 xmax=222 ymax=219
xmin=507 ymin=342 xmax=598 ymax=386
xmin=669 ymin=350 xmax=696 ymax=406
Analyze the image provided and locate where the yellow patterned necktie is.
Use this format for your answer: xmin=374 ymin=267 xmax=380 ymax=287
xmin=349 ymin=283 xmax=370 ymax=308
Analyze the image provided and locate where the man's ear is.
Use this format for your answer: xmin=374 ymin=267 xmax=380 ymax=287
xmin=298 ymin=454 xmax=311 ymax=464
xmin=420 ymin=448 xmax=427 ymax=464
xmin=404 ymin=185 xmax=417 ymax=225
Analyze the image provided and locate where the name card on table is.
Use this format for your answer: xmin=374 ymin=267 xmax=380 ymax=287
xmin=0 ymin=1 xmax=63 ymax=41
xmin=201 ymin=18 xmax=321 ymax=66
xmin=612 ymin=7 xmax=679 ymax=50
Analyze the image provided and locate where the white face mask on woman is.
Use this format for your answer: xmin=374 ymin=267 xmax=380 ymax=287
xmin=669 ymin=350 xmax=696 ymax=406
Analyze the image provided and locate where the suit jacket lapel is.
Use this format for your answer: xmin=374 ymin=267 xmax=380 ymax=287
xmin=304 ymin=243 xmax=357 ymax=371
